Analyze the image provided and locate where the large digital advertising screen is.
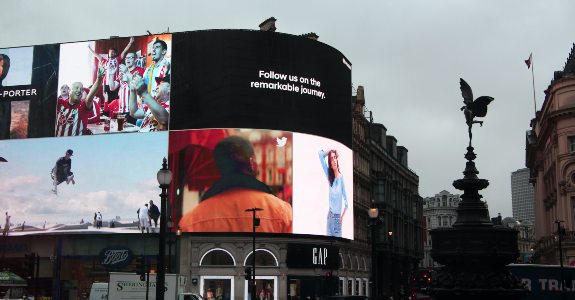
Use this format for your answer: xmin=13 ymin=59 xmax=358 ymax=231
xmin=170 ymin=30 xmax=352 ymax=148
xmin=0 ymin=45 xmax=59 ymax=140
xmin=0 ymin=132 xmax=168 ymax=235
xmin=57 ymin=34 xmax=172 ymax=136
xmin=0 ymin=30 xmax=353 ymax=239
xmin=1 ymin=34 xmax=172 ymax=236
xmin=168 ymin=129 xmax=353 ymax=239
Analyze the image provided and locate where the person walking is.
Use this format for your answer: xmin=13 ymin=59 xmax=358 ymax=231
xmin=138 ymin=204 xmax=150 ymax=233
xmin=96 ymin=212 xmax=103 ymax=229
xmin=148 ymin=200 xmax=160 ymax=228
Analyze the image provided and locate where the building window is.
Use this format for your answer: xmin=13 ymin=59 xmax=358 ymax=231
xmin=244 ymin=249 xmax=278 ymax=267
xmin=202 ymin=276 xmax=233 ymax=300
xmin=569 ymin=136 xmax=575 ymax=153
xmin=375 ymin=180 xmax=385 ymax=203
xmin=348 ymin=279 xmax=354 ymax=295
xmin=200 ymin=248 xmax=235 ymax=266
xmin=203 ymin=277 xmax=233 ymax=300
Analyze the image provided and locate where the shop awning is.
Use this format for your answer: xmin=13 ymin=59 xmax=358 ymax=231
xmin=0 ymin=271 xmax=27 ymax=287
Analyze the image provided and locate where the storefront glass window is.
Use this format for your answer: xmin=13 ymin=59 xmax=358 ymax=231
xmin=255 ymin=279 xmax=274 ymax=300
xmin=247 ymin=276 xmax=276 ymax=300
xmin=347 ymin=279 xmax=353 ymax=295
xmin=203 ymin=278 xmax=231 ymax=300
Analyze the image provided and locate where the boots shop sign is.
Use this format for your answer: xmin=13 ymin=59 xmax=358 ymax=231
xmin=99 ymin=247 xmax=134 ymax=268
xmin=286 ymin=244 xmax=339 ymax=269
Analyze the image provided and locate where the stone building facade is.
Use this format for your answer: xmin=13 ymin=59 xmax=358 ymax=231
xmin=526 ymin=44 xmax=575 ymax=265
xmin=353 ymin=86 xmax=424 ymax=299
xmin=421 ymin=190 xmax=460 ymax=268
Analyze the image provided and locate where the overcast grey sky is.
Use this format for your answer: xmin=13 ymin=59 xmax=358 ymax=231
xmin=1 ymin=0 xmax=574 ymax=218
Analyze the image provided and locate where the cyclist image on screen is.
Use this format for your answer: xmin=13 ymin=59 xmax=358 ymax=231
xmin=319 ymin=149 xmax=348 ymax=237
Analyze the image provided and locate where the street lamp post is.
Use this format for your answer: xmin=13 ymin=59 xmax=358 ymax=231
xmin=246 ymin=208 xmax=262 ymax=300
xmin=368 ymin=206 xmax=379 ymax=300
xmin=156 ymin=158 xmax=172 ymax=300
xmin=555 ymin=220 xmax=566 ymax=300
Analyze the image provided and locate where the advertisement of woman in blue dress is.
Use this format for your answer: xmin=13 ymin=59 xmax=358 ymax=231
xmin=319 ymin=149 xmax=348 ymax=237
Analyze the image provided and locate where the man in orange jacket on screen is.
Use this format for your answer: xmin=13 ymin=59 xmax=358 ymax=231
xmin=179 ymin=136 xmax=293 ymax=233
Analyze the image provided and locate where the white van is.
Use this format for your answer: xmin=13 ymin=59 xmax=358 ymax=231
xmin=177 ymin=293 xmax=205 ymax=300
xmin=89 ymin=282 xmax=108 ymax=300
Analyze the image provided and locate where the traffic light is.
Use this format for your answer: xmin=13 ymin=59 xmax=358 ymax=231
xmin=244 ymin=267 xmax=252 ymax=280
xmin=135 ymin=256 xmax=146 ymax=281
xmin=23 ymin=253 xmax=36 ymax=279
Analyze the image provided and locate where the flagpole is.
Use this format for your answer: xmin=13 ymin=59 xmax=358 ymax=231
xmin=531 ymin=58 xmax=537 ymax=116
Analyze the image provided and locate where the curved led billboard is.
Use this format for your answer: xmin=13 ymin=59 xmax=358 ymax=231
xmin=169 ymin=128 xmax=353 ymax=239
xmin=170 ymin=30 xmax=352 ymax=148
xmin=0 ymin=30 xmax=353 ymax=239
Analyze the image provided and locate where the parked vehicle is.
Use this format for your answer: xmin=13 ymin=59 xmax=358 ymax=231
xmin=177 ymin=293 xmax=204 ymax=300
xmin=88 ymin=282 xmax=108 ymax=300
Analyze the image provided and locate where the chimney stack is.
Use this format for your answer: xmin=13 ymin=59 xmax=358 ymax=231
xmin=259 ymin=17 xmax=277 ymax=32
xmin=300 ymin=32 xmax=319 ymax=41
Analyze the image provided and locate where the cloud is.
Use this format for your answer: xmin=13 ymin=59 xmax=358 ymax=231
xmin=0 ymin=175 xmax=42 ymax=190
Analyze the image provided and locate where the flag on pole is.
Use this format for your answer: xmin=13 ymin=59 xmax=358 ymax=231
xmin=525 ymin=53 xmax=532 ymax=69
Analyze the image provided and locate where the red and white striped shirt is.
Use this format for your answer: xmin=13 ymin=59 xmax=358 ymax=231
xmin=139 ymin=101 xmax=170 ymax=132
xmin=103 ymin=56 xmax=120 ymax=86
xmin=118 ymin=81 xmax=129 ymax=113
xmin=55 ymin=98 xmax=92 ymax=136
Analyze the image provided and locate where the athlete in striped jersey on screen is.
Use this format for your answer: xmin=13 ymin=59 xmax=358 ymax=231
xmin=55 ymin=65 xmax=104 ymax=136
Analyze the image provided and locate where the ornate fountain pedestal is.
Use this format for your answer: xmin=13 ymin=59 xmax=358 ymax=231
xmin=430 ymin=147 xmax=527 ymax=300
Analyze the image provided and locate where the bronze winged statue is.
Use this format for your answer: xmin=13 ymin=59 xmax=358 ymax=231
xmin=460 ymin=78 xmax=494 ymax=147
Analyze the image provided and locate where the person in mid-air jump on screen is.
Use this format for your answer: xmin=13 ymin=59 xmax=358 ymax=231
xmin=51 ymin=149 xmax=75 ymax=195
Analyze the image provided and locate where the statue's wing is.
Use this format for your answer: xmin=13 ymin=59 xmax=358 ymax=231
xmin=460 ymin=78 xmax=473 ymax=103
xmin=471 ymin=96 xmax=494 ymax=117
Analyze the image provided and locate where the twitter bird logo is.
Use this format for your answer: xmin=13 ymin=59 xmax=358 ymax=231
xmin=276 ymin=136 xmax=287 ymax=147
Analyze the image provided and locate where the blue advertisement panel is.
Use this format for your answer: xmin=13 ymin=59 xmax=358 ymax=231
xmin=508 ymin=264 xmax=575 ymax=300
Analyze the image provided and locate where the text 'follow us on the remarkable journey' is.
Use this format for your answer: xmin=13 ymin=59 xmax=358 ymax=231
xmin=250 ymin=70 xmax=326 ymax=100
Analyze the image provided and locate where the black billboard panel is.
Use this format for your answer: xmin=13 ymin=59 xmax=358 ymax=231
xmin=286 ymin=244 xmax=340 ymax=269
xmin=0 ymin=45 xmax=59 ymax=139
xmin=170 ymin=30 xmax=352 ymax=148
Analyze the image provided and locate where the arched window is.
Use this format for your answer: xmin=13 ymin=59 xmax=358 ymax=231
xmin=200 ymin=248 xmax=236 ymax=266
xmin=339 ymin=253 xmax=345 ymax=269
xmin=243 ymin=249 xmax=278 ymax=267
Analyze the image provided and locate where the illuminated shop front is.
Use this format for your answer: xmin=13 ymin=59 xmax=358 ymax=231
xmin=177 ymin=236 xmax=370 ymax=299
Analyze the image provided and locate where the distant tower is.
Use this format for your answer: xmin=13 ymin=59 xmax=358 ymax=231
xmin=511 ymin=168 xmax=534 ymax=224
